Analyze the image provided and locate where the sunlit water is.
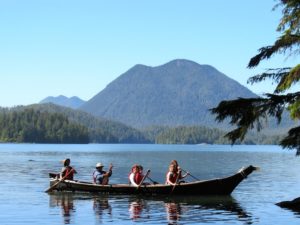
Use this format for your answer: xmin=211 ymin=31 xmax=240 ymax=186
xmin=0 ymin=144 xmax=300 ymax=224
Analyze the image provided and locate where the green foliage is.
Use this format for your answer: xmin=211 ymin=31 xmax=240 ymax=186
xmin=155 ymin=126 xmax=225 ymax=144
xmin=211 ymin=0 xmax=300 ymax=154
xmin=0 ymin=108 xmax=89 ymax=143
xmin=0 ymin=105 xmax=283 ymax=145
xmin=7 ymin=103 xmax=150 ymax=143
xmin=153 ymin=125 xmax=282 ymax=145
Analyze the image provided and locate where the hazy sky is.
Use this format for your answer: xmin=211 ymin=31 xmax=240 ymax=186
xmin=0 ymin=0 xmax=292 ymax=107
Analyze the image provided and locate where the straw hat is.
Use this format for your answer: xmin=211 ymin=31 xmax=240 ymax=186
xmin=96 ymin=162 xmax=104 ymax=168
xmin=61 ymin=158 xmax=70 ymax=164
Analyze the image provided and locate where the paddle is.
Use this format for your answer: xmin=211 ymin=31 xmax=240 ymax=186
xmin=170 ymin=171 xmax=181 ymax=194
xmin=101 ymin=163 xmax=113 ymax=185
xmin=137 ymin=169 xmax=150 ymax=189
xmin=181 ymin=168 xmax=199 ymax=181
xmin=45 ymin=168 xmax=74 ymax=193
xmin=147 ymin=176 xmax=159 ymax=185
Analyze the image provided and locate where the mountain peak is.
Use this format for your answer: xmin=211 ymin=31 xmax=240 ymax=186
xmin=80 ymin=59 xmax=257 ymax=128
xmin=40 ymin=95 xmax=86 ymax=109
xmin=164 ymin=59 xmax=200 ymax=67
xmin=132 ymin=59 xmax=201 ymax=70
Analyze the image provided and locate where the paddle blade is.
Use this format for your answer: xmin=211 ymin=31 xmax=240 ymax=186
xmin=253 ymin=166 xmax=260 ymax=171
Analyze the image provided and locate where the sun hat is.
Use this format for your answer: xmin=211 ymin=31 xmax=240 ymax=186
xmin=96 ymin=162 xmax=104 ymax=168
xmin=61 ymin=158 xmax=70 ymax=165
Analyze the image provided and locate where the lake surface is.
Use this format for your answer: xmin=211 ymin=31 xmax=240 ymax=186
xmin=0 ymin=144 xmax=300 ymax=224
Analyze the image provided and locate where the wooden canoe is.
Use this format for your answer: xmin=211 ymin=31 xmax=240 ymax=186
xmin=48 ymin=165 xmax=257 ymax=195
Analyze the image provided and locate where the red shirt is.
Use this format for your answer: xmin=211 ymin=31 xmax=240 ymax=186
xmin=135 ymin=172 xmax=144 ymax=185
xmin=166 ymin=171 xmax=178 ymax=184
xmin=61 ymin=166 xmax=74 ymax=180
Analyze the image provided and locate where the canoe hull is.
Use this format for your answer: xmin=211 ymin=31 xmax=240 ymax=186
xmin=48 ymin=165 xmax=257 ymax=196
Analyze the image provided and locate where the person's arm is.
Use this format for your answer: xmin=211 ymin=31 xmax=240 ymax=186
xmin=178 ymin=169 xmax=182 ymax=179
xmin=103 ymin=164 xmax=113 ymax=178
xmin=178 ymin=168 xmax=189 ymax=179
xmin=106 ymin=163 xmax=113 ymax=177
xmin=92 ymin=171 xmax=97 ymax=183
xmin=181 ymin=171 xmax=189 ymax=179
xmin=60 ymin=167 xmax=66 ymax=179
xmin=129 ymin=173 xmax=138 ymax=187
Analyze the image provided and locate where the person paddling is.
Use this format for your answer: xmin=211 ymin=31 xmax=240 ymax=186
xmin=60 ymin=158 xmax=77 ymax=180
xmin=166 ymin=162 xmax=189 ymax=185
xmin=93 ymin=163 xmax=113 ymax=185
xmin=137 ymin=165 xmax=151 ymax=185
xmin=129 ymin=164 xmax=145 ymax=187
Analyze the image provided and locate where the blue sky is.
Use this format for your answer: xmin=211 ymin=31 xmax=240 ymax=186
xmin=0 ymin=0 xmax=291 ymax=107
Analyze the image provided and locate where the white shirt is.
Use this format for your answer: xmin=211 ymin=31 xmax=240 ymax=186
xmin=129 ymin=173 xmax=138 ymax=187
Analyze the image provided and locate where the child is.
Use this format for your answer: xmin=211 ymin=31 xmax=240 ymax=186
xmin=60 ymin=158 xmax=77 ymax=180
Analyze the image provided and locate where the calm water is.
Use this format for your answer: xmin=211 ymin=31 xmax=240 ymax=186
xmin=0 ymin=144 xmax=300 ymax=224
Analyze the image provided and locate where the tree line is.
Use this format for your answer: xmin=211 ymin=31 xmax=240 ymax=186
xmin=153 ymin=126 xmax=283 ymax=145
xmin=21 ymin=103 xmax=150 ymax=143
xmin=0 ymin=106 xmax=150 ymax=144
xmin=0 ymin=108 xmax=89 ymax=143
xmin=0 ymin=106 xmax=284 ymax=144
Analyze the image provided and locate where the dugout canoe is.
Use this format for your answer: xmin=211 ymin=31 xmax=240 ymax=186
xmin=48 ymin=165 xmax=257 ymax=195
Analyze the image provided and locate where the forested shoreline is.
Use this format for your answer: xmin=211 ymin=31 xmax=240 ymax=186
xmin=153 ymin=126 xmax=282 ymax=145
xmin=0 ymin=108 xmax=89 ymax=143
xmin=0 ymin=107 xmax=283 ymax=144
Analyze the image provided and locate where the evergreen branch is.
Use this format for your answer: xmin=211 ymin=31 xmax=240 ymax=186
xmin=247 ymin=68 xmax=291 ymax=85
xmin=277 ymin=1 xmax=300 ymax=33
xmin=275 ymin=64 xmax=300 ymax=93
xmin=211 ymin=92 xmax=300 ymax=144
xmin=280 ymin=126 xmax=300 ymax=155
xmin=248 ymin=33 xmax=300 ymax=68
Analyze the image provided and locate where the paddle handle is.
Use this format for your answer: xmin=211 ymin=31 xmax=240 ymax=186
xmin=137 ymin=169 xmax=150 ymax=189
xmin=181 ymin=168 xmax=198 ymax=181
xmin=170 ymin=172 xmax=181 ymax=194
xmin=45 ymin=168 xmax=74 ymax=193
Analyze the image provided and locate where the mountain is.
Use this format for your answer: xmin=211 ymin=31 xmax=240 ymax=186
xmin=80 ymin=59 xmax=257 ymax=128
xmin=40 ymin=95 xmax=85 ymax=109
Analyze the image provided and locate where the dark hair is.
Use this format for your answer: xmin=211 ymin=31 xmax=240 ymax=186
xmin=64 ymin=158 xmax=70 ymax=167
xmin=131 ymin=164 xmax=139 ymax=172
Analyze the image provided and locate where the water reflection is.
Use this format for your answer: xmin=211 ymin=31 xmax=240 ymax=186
xmin=159 ymin=195 xmax=252 ymax=224
xmin=129 ymin=199 xmax=148 ymax=220
xmin=49 ymin=193 xmax=75 ymax=224
xmin=49 ymin=193 xmax=253 ymax=224
xmin=93 ymin=196 xmax=112 ymax=222
xmin=165 ymin=202 xmax=182 ymax=224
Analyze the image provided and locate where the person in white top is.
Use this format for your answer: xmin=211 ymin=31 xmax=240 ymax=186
xmin=166 ymin=161 xmax=189 ymax=185
xmin=129 ymin=164 xmax=144 ymax=187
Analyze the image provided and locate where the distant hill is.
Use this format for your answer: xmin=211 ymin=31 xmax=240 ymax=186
xmin=0 ymin=104 xmax=289 ymax=145
xmin=6 ymin=103 xmax=149 ymax=143
xmin=40 ymin=95 xmax=85 ymax=109
xmin=80 ymin=59 xmax=257 ymax=128
xmin=0 ymin=108 xmax=89 ymax=143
